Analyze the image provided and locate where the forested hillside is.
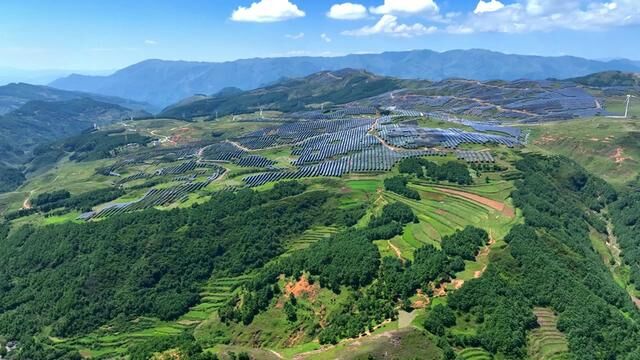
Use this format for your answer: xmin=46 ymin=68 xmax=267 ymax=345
xmin=0 ymin=182 xmax=335 ymax=358
xmin=434 ymin=154 xmax=640 ymax=358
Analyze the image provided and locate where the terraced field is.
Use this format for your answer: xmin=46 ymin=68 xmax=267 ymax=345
xmin=458 ymin=347 xmax=493 ymax=360
xmin=527 ymin=307 xmax=570 ymax=360
xmin=66 ymin=319 xmax=188 ymax=358
xmin=66 ymin=274 xmax=252 ymax=357
xmin=380 ymin=181 xmax=518 ymax=261
xmin=284 ymin=225 xmax=340 ymax=255
xmin=182 ymin=275 xmax=253 ymax=322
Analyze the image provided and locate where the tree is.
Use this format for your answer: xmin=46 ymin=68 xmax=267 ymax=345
xmin=424 ymin=305 xmax=456 ymax=336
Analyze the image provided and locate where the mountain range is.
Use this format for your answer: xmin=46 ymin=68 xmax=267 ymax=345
xmin=0 ymin=84 xmax=150 ymax=169
xmin=49 ymin=49 xmax=640 ymax=107
xmin=0 ymin=82 xmax=154 ymax=115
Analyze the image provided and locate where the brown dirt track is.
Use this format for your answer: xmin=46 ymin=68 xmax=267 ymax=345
xmin=434 ymin=186 xmax=515 ymax=218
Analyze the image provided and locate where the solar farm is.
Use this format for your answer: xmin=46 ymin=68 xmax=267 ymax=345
xmin=61 ymin=108 xmax=524 ymax=220
xmin=231 ymin=109 xmax=520 ymax=187
xmin=359 ymin=79 xmax=605 ymax=122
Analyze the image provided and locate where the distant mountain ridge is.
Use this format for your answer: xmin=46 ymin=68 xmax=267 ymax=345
xmin=0 ymin=82 xmax=155 ymax=114
xmin=0 ymin=97 xmax=149 ymax=169
xmin=50 ymin=49 xmax=640 ymax=107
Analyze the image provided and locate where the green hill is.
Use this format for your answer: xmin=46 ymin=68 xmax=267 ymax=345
xmin=569 ymin=71 xmax=640 ymax=88
xmin=159 ymin=69 xmax=402 ymax=119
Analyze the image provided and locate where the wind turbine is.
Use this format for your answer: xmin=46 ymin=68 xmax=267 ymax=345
xmin=623 ymin=94 xmax=637 ymax=119
xmin=607 ymin=94 xmax=637 ymax=119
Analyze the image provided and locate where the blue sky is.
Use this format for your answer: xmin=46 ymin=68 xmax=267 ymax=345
xmin=0 ymin=0 xmax=639 ymax=71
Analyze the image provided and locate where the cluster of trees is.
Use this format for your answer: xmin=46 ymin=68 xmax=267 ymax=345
xmin=127 ymin=333 xmax=220 ymax=360
xmin=0 ymin=163 xmax=25 ymax=193
xmin=384 ymin=176 xmax=420 ymax=200
xmin=219 ymin=198 xmax=491 ymax=346
xmin=424 ymin=305 xmax=456 ymax=336
xmin=398 ymin=158 xmax=472 ymax=185
xmin=434 ymin=154 xmax=640 ymax=358
xmin=30 ymin=190 xmax=71 ymax=207
xmin=3 ymin=187 xmax=126 ymax=221
xmin=219 ymin=203 xmax=415 ymax=326
xmin=441 ymin=226 xmax=489 ymax=261
xmin=36 ymin=187 xmax=125 ymax=213
xmin=0 ymin=181 xmax=334 ymax=350
xmin=318 ymin=226 xmax=488 ymax=345
xmin=610 ymin=191 xmax=640 ymax=289
xmin=58 ymin=129 xmax=152 ymax=162
xmin=2 ymin=208 xmax=38 ymax=221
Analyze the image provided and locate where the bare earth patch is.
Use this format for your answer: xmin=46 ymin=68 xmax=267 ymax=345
xmin=435 ymin=187 xmax=515 ymax=218
xmin=451 ymin=279 xmax=465 ymax=289
xmin=534 ymin=134 xmax=561 ymax=145
xmin=412 ymin=289 xmax=430 ymax=309
xmin=611 ymin=147 xmax=632 ymax=164
xmin=284 ymin=275 xmax=319 ymax=301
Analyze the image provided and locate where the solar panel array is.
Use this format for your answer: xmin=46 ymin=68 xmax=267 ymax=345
xmin=288 ymin=106 xmax=377 ymax=120
xmin=391 ymin=109 xmax=424 ymax=117
xmin=90 ymin=108 xmax=527 ymax=215
xmin=201 ymin=142 xmax=247 ymax=161
xmin=89 ymin=180 xmax=214 ymax=219
xmin=456 ymin=151 xmax=495 ymax=163
xmin=466 ymin=122 xmax=522 ymax=139
xmin=86 ymin=164 xmax=226 ymax=220
xmin=292 ymin=126 xmax=378 ymax=165
xmin=156 ymin=160 xmax=200 ymax=175
xmin=117 ymin=172 xmax=149 ymax=184
xmin=376 ymin=124 xmax=519 ymax=149
xmin=233 ymin=118 xmax=375 ymax=150
xmin=244 ymin=145 xmax=434 ymax=187
xmin=235 ymin=155 xmax=277 ymax=168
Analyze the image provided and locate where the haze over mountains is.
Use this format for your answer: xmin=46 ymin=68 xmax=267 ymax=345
xmin=49 ymin=49 xmax=640 ymax=107
xmin=0 ymin=83 xmax=150 ymax=168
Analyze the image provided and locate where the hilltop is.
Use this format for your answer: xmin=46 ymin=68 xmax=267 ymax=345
xmin=159 ymin=69 xmax=404 ymax=118
xmin=569 ymin=71 xmax=640 ymax=88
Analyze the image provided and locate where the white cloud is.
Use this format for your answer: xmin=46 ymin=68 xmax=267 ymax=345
xmin=370 ymin=0 xmax=439 ymax=15
xmin=343 ymin=14 xmax=437 ymax=37
xmin=448 ymin=0 xmax=640 ymax=34
xmin=231 ymin=0 xmax=305 ymax=23
xmin=320 ymin=33 xmax=332 ymax=42
xmin=144 ymin=40 xmax=158 ymax=45
xmin=328 ymin=3 xmax=368 ymax=20
xmin=285 ymin=32 xmax=305 ymax=39
xmin=474 ymin=0 xmax=505 ymax=14
xmin=340 ymin=0 xmax=640 ymax=38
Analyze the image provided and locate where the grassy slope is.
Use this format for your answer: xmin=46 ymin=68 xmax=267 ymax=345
xmin=525 ymin=117 xmax=640 ymax=187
